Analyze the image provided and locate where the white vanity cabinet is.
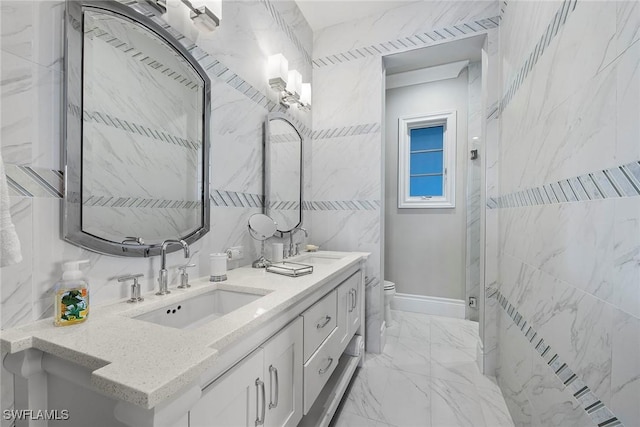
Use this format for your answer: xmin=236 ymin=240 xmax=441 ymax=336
xmin=189 ymin=348 xmax=262 ymax=427
xmin=336 ymin=272 xmax=362 ymax=351
xmin=190 ymin=318 xmax=303 ymax=427
xmin=262 ymin=317 xmax=303 ymax=427
xmin=2 ymin=253 xmax=368 ymax=427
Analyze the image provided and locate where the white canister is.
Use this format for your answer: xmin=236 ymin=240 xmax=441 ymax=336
xmin=210 ymin=253 xmax=227 ymax=282
xmin=271 ymin=243 xmax=284 ymax=263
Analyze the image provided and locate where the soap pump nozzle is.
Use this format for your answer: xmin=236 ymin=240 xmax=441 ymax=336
xmin=61 ymin=260 xmax=90 ymax=280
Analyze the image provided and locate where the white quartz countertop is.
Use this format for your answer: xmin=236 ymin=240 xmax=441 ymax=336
xmin=0 ymin=251 xmax=368 ymax=409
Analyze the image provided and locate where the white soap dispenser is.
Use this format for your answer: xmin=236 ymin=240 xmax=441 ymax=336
xmin=53 ymin=260 xmax=90 ymax=326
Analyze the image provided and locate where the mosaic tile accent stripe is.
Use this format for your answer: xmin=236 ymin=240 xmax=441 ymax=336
xmin=311 ymin=123 xmax=381 ymax=140
xmin=500 ymin=0 xmax=507 ymax=21
xmin=303 ymin=200 xmax=381 ymax=211
xmin=270 ymin=134 xmax=301 ymax=144
xmin=494 ymin=289 xmax=624 ymax=427
xmin=487 ymin=160 xmax=640 ymax=209
xmin=487 ymin=101 xmax=500 ymax=121
xmin=125 ymin=1 xmax=312 ymax=139
xmin=210 ymin=189 xmax=264 ymax=208
xmin=83 ymin=195 xmax=201 ymax=209
xmin=365 ymin=276 xmax=380 ymax=289
xmin=83 ymin=109 xmax=201 ymax=150
xmin=267 ymin=201 xmax=300 ymax=210
xmin=85 ymin=23 xmax=200 ymax=90
xmin=312 ymin=16 xmax=500 ymax=69
xmin=4 ymin=164 xmax=63 ymax=198
xmin=499 ymin=0 xmax=578 ymax=115
xmin=258 ymin=0 xmax=312 ymax=66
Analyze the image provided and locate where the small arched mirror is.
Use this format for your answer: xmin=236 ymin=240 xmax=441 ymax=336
xmin=264 ymin=113 xmax=304 ymax=233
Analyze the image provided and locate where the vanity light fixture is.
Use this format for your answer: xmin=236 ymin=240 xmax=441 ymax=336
xmin=268 ymin=53 xmax=288 ymax=91
xmin=181 ymin=0 xmax=221 ymax=32
xmin=299 ymin=83 xmax=311 ymax=111
xmin=267 ymin=54 xmax=311 ymax=111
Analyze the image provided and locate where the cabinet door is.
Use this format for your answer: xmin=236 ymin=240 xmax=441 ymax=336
xmin=262 ymin=317 xmax=303 ymax=427
xmin=336 ymin=279 xmax=352 ymax=352
xmin=190 ymin=349 xmax=264 ymax=427
xmin=336 ymin=272 xmax=362 ymax=353
xmin=348 ymin=275 xmax=362 ymax=336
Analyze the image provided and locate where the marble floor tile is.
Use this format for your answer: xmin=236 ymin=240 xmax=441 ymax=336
xmin=333 ymin=310 xmax=514 ymax=427
xmin=431 ymin=378 xmax=486 ymax=427
xmin=342 ymin=366 xmax=394 ymax=422
xmin=478 ymin=383 xmax=516 ymax=427
xmin=380 ymin=370 xmax=431 ymax=427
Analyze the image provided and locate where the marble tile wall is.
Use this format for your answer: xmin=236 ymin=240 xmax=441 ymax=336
xmin=480 ymin=27 xmax=501 ymax=377
xmin=0 ymin=0 xmax=312 ymax=422
xmin=311 ymin=2 xmax=500 ymax=353
xmin=466 ymin=61 xmax=482 ymax=322
xmin=493 ymin=0 xmax=639 ymax=426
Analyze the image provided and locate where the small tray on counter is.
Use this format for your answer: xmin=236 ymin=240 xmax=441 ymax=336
xmin=266 ymin=261 xmax=314 ymax=277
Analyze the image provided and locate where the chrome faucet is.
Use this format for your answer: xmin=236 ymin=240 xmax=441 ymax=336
xmin=289 ymin=227 xmax=308 ymax=257
xmin=156 ymin=239 xmax=190 ymax=295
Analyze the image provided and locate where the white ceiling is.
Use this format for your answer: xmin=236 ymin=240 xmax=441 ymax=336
xmin=295 ymin=0 xmax=419 ymax=31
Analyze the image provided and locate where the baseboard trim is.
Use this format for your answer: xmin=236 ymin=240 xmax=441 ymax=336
xmin=391 ymin=293 xmax=465 ymax=319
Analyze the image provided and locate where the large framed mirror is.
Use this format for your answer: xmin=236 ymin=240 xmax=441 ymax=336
xmin=264 ymin=113 xmax=304 ymax=233
xmin=63 ymin=0 xmax=210 ymax=257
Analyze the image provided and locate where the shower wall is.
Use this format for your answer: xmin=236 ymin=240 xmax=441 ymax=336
xmin=493 ymin=1 xmax=639 ymax=425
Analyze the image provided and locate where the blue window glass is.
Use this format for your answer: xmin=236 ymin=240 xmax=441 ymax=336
xmin=410 ymin=126 xmax=443 ymax=151
xmin=410 ymin=151 xmax=443 ymax=175
xmin=409 ymin=125 xmax=444 ymax=197
xmin=410 ymin=176 xmax=443 ymax=197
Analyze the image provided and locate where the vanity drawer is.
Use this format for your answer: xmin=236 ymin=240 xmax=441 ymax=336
xmin=302 ymin=290 xmax=337 ymax=361
xmin=302 ymin=327 xmax=340 ymax=414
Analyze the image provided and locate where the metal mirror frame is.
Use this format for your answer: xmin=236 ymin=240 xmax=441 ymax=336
xmin=264 ymin=112 xmax=304 ymax=234
xmin=63 ymin=0 xmax=211 ymax=257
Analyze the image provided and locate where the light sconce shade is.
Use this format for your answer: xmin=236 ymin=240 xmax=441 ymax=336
xmin=181 ymin=0 xmax=221 ymax=32
xmin=300 ymin=83 xmax=311 ymax=106
xmin=286 ymin=69 xmax=302 ymax=100
xmin=268 ymin=54 xmax=288 ymax=91
xmin=266 ymin=54 xmax=310 ymax=111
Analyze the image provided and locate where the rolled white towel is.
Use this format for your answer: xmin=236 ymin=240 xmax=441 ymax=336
xmin=0 ymin=150 xmax=22 ymax=267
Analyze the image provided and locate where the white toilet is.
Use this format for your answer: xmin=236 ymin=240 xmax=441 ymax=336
xmin=383 ymin=280 xmax=396 ymax=326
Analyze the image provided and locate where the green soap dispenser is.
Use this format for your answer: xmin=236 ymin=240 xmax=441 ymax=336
xmin=54 ymin=260 xmax=90 ymax=326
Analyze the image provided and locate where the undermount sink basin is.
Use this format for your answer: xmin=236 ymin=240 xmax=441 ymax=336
xmin=134 ymin=289 xmax=265 ymax=330
xmin=293 ymin=254 xmax=343 ymax=265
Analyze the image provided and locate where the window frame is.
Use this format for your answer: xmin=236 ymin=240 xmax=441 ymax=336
xmin=398 ymin=110 xmax=457 ymax=208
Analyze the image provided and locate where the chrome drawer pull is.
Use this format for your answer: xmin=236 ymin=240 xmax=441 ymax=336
xmin=268 ymin=365 xmax=279 ymax=409
xmin=255 ymin=378 xmax=265 ymax=426
xmin=318 ymin=357 xmax=334 ymax=374
xmin=348 ymin=289 xmax=355 ymax=312
xmin=316 ymin=315 xmax=331 ymax=329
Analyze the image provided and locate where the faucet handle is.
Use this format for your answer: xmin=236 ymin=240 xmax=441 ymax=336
xmin=116 ymin=273 xmax=144 ymax=303
xmin=177 ymin=264 xmax=196 ymax=289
